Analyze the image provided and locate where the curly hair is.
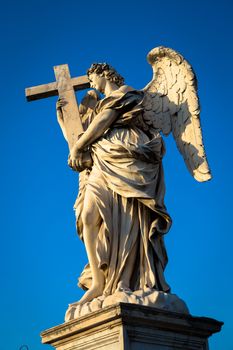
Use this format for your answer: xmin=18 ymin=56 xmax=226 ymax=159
xmin=87 ymin=63 xmax=125 ymax=87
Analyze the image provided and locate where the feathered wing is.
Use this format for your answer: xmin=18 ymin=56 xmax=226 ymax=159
xmin=79 ymin=89 xmax=100 ymax=128
xmin=142 ymin=46 xmax=211 ymax=182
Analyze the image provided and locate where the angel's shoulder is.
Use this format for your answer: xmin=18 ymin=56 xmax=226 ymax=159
xmin=96 ymin=86 xmax=143 ymax=113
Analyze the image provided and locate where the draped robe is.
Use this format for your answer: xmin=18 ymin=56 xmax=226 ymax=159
xmin=75 ymin=85 xmax=172 ymax=295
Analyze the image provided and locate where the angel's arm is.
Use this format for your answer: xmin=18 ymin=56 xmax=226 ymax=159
xmin=71 ymin=108 xmax=119 ymax=155
xmin=56 ymin=98 xmax=68 ymax=141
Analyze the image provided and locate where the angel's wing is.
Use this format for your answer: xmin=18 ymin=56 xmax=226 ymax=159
xmin=79 ymin=89 xmax=100 ymax=129
xmin=142 ymin=46 xmax=211 ymax=182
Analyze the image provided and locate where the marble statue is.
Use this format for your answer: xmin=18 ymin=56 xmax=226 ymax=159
xmin=55 ymin=47 xmax=211 ymax=320
xmin=25 ymin=47 xmax=224 ymax=350
xmin=26 ymin=46 xmax=211 ymax=320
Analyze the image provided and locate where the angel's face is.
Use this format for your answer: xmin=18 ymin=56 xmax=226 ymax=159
xmin=88 ymin=73 xmax=106 ymax=94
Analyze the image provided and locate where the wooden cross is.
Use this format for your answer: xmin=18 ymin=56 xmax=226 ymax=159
xmin=25 ymin=64 xmax=90 ymax=150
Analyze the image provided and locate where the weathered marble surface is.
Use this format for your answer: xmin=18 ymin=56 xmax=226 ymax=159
xmin=41 ymin=303 xmax=223 ymax=350
xmin=26 ymin=47 xmax=213 ymax=321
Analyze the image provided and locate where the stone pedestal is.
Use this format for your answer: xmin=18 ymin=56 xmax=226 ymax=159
xmin=41 ymin=303 xmax=223 ymax=350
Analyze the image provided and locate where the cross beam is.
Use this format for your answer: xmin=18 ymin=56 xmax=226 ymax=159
xmin=25 ymin=68 xmax=90 ymax=101
xmin=25 ymin=64 xmax=90 ymax=151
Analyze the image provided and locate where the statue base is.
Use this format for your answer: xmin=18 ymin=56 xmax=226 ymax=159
xmin=41 ymin=303 xmax=223 ymax=350
xmin=65 ymin=289 xmax=190 ymax=320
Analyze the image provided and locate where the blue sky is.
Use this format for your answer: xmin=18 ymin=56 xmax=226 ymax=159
xmin=0 ymin=0 xmax=232 ymax=349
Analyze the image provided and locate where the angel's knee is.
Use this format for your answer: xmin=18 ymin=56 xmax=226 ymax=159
xmin=82 ymin=202 xmax=101 ymax=227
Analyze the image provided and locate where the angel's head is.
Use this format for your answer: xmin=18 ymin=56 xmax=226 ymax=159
xmin=87 ymin=63 xmax=124 ymax=94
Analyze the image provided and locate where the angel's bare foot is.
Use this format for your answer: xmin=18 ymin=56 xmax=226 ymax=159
xmin=116 ymin=281 xmax=132 ymax=293
xmin=78 ymin=272 xmax=105 ymax=305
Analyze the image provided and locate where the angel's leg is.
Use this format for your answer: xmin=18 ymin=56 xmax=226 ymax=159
xmin=78 ymin=189 xmax=104 ymax=305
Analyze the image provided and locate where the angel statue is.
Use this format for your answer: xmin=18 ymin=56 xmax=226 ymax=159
xmin=57 ymin=47 xmax=211 ymax=321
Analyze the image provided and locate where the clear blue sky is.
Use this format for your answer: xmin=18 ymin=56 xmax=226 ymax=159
xmin=0 ymin=0 xmax=232 ymax=349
